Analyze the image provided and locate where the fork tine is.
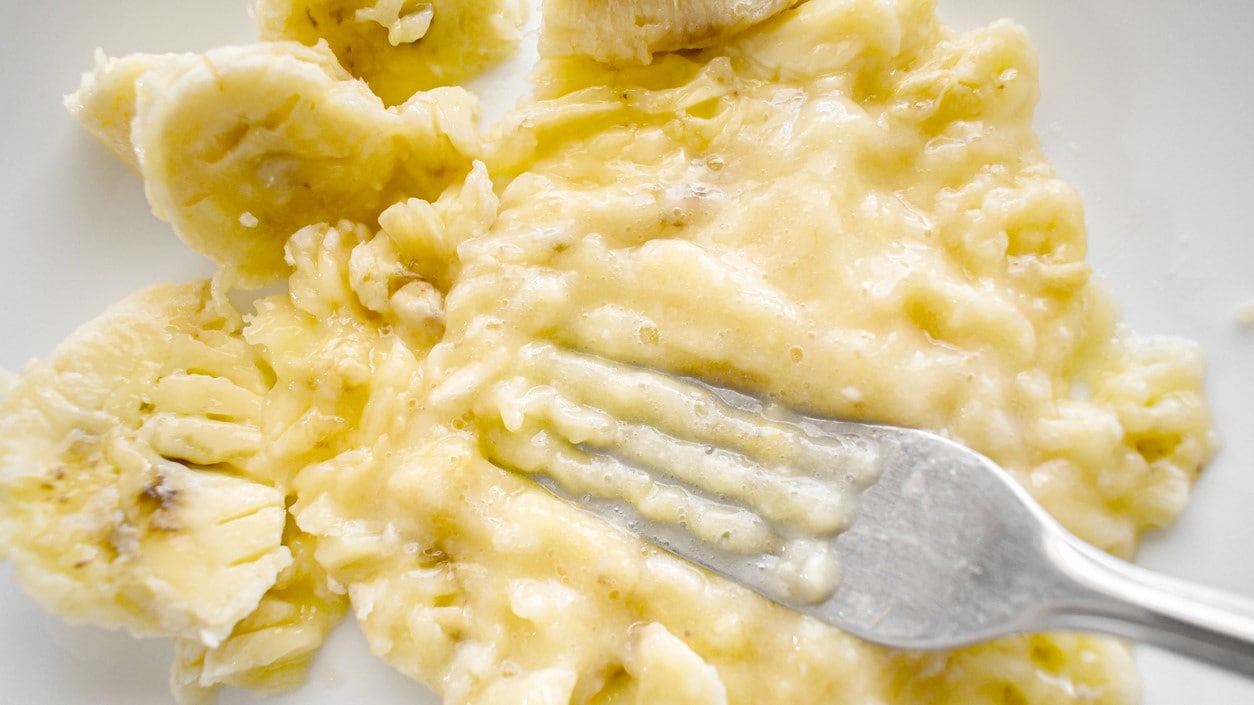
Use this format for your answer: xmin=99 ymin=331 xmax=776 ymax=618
xmin=476 ymin=346 xmax=891 ymax=604
xmin=490 ymin=381 xmax=856 ymax=534
xmin=523 ymin=344 xmax=882 ymax=487
xmin=480 ymin=421 xmax=781 ymax=555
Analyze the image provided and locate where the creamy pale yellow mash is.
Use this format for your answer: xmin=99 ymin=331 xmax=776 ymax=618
xmin=0 ymin=0 xmax=1216 ymax=704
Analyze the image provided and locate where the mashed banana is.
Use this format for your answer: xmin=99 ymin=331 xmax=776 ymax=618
xmin=0 ymin=1 xmax=1216 ymax=704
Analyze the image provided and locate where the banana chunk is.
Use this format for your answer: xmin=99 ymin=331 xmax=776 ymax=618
xmin=540 ymin=0 xmax=798 ymax=65
xmin=257 ymin=0 xmax=526 ymax=105
xmin=67 ymin=41 xmax=480 ymax=286
xmin=0 ymin=283 xmax=290 ymax=646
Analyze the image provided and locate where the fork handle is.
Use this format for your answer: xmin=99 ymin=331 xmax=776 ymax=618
xmin=1044 ymin=530 xmax=1254 ymax=678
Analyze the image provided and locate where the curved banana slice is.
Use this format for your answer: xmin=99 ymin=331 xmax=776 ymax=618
xmin=67 ymin=41 xmax=480 ymax=286
xmin=0 ymin=283 xmax=290 ymax=646
xmin=256 ymin=0 xmax=526 ymax=106
xmin=540 ymin=0 xmax=798 ymax=65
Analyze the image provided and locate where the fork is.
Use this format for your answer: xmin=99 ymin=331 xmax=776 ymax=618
xmin=479 ymin=344 xmax=1254 ymax=677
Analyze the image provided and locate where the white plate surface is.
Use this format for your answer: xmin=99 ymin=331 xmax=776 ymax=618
xmin=1 ymin=1 xmax=1252 ymax=702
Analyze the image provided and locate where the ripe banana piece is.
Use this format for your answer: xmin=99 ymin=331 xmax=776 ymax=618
xmin=68 ymin=41 xmax=480 ymax=286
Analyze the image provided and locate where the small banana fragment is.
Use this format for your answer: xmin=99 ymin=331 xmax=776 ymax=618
xmin=171 ymin=530 xmax=348 ymax=705
xmin=67 ymin=41 xmax=480 ymax=286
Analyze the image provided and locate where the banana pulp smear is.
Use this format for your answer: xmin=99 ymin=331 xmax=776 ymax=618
xmin=0 ymin=0 xmax=1218 ymax=704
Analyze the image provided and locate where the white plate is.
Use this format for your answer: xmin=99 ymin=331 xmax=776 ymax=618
xmin=2 ymin=1 xmax=1251 ymax=702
